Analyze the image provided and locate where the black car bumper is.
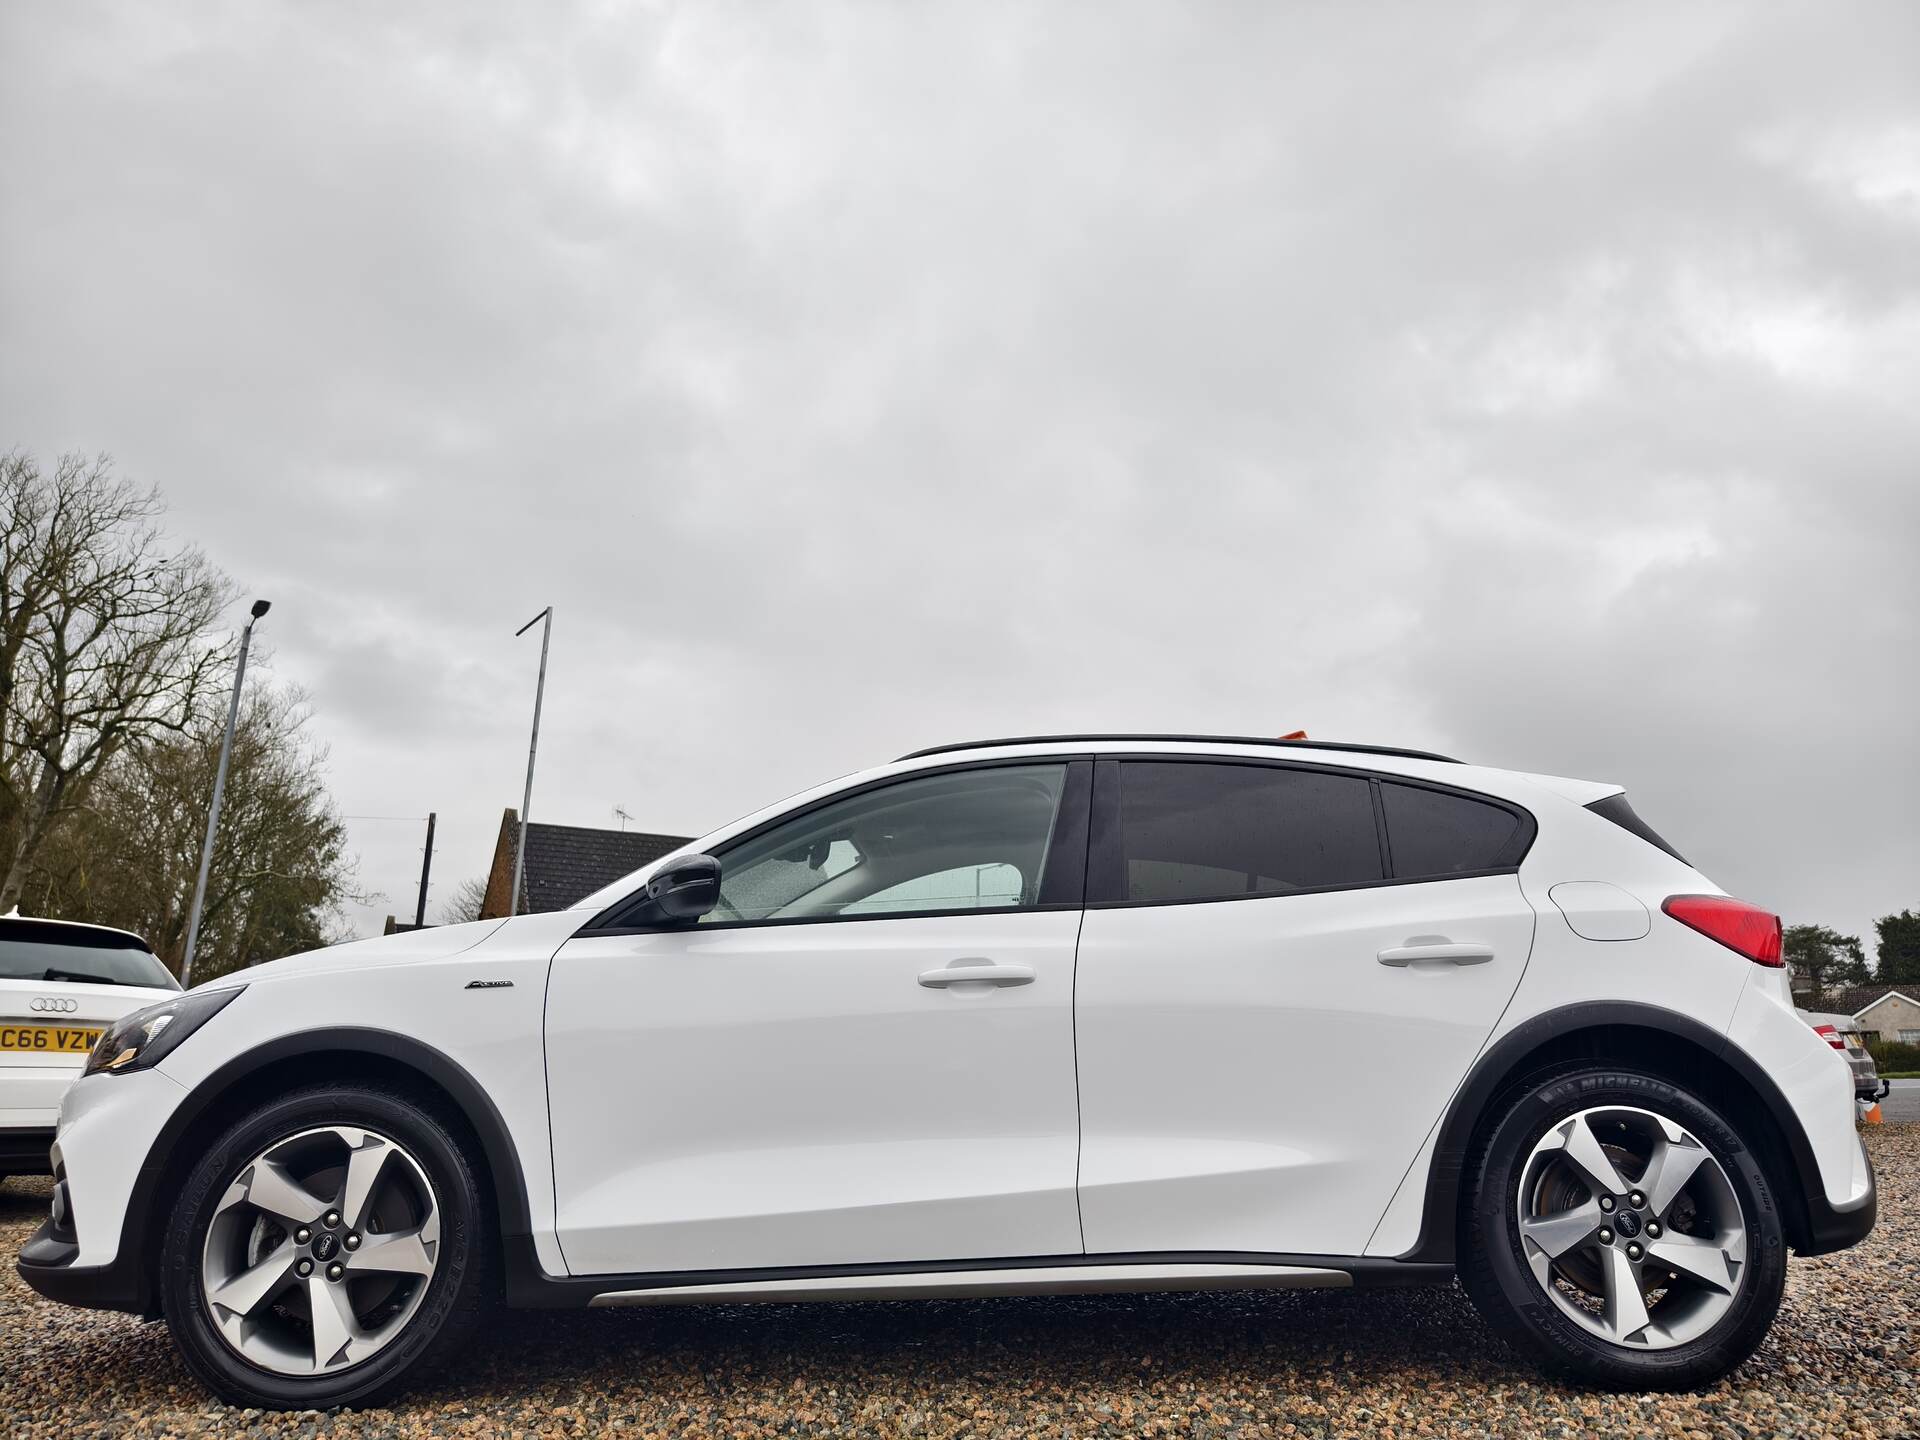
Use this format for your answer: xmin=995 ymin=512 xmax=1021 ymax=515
xmin=0 ymin=1126 xmax=55 ymax=1175
xmin=14 ymin=1170 xmax=156 ymax=1316
xmin=1795 ymin=1137 xmax=1877 ymax=1257
xmin=17 ymin=1221 xmax=154 ymax=1312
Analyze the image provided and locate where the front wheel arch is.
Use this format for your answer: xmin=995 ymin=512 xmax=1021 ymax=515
xmin=126 ymin=1031 xmax=531 ymax=1314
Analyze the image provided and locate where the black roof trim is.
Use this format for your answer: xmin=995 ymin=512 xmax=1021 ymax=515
xmin=898 ymin=735 xmax=1461 ymax=765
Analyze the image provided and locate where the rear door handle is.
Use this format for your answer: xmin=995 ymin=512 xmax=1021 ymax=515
xmin=1377 ymin=942 xmax=1495 ymax=967
xmin=918 ymin=959 xmax=1035 ymax=989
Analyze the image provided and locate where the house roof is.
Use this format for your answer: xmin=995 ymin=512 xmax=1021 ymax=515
xmin=1822 ymin=985 xmax=1884 ymax=1018
xmin=1847 ymin=987 xmax=1920 ymax=1019
xmin=515 ymin=821 xmax=692 ymax=914
xmin=1820 ymin=984 xmax=1909 ymax=1020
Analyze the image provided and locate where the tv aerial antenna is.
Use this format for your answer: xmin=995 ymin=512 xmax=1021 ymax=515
xmin=612 ymin=805 xmax=633 ymax=832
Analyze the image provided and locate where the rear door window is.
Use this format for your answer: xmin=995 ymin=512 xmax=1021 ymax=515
xmin=1114 ymin=761 xmax=1383 ymax=902
xmin=1379 ymin=782 xmax=1524 ymax=879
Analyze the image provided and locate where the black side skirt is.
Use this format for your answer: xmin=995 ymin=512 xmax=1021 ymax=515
xmin=501 ymin=1241 xmax=1454 ymax=1308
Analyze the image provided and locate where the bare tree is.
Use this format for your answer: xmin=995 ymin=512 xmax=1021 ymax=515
xmin=35 ymin=682 xmax=358 ymax=979
xmin=0 ymin=452 xmax=233 ymax=910
xmin=438 ymin=875 xmax=490 ymax=926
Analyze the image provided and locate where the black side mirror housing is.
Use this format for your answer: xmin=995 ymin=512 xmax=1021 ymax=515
xmin=638 ymin=854 xmax=721 ymax=924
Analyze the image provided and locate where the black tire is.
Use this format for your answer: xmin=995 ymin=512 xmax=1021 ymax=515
xmin=1459 ymin=1064 xmax=1787 ymax=1390
xmin=159 ymin=1083 xmax=493 ymax=1409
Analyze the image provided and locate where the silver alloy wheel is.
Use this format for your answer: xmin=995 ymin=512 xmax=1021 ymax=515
xmin=199 ymin=1126 xmax=442 ymax=1376
xmin=1516 ymin=1105 xmax=1747 ymax=1350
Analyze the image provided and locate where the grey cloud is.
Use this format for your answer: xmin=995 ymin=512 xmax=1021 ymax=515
xmin=2 ymin=1 xmax=1914 ymax=949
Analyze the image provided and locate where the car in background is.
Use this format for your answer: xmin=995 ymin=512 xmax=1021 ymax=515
xmin=1798 ymin=1008 xmax=1890 ymax=1105
xmin=1 ymin=912 xmax=181 ymax=1181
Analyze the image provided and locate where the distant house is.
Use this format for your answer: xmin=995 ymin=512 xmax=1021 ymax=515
xmin=1798 ymin=981 xmax=1920 ymax=1046
xmin=1847 ymin=989 xmax=1920 ymax=1048
xmin=479 ymin=809 xmax=692 ymax=918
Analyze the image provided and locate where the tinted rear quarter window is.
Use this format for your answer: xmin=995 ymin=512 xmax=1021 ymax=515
xmin=1117 ymin=761 xmax=1384 ymax=902
xmin=1379 ymin=782 xmax=1524 ymax=878
xmin=1585 ymin=792 xmax=1688 ymax=864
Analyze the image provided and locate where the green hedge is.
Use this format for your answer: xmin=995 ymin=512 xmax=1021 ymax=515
xmin=1861 ymin=1037 xmax=1920 ymax=1074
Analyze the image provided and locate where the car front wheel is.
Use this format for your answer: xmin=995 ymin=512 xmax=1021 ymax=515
xmin=1460 ymin=1064 xmax=1788 ymax=1389
xmin=159 ymin=1083 xmax=491 ymax=1409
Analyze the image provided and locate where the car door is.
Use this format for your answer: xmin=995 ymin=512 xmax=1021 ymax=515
xmin=545 ymin=759 xmax=1091 ymax=1277
xmin=1073 ymin=757 xmax=1536 ymax=1259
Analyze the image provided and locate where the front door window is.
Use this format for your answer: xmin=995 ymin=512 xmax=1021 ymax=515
xmin=703 ymin=764 xmax=1069 ymax=924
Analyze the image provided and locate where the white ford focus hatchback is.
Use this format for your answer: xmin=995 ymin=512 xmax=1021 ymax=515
xmin=18 ymin=736 xmax=1873 ymax=1407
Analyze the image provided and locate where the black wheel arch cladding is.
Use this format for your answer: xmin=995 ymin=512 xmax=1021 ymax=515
xmin=107 ymin=1028 xmax=531 ymax=1314
xmin=1400 ymin=1000 xmax=1868 ymax=1263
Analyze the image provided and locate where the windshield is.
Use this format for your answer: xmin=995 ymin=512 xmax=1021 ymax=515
xmin=0 ymin=919 xmax=179 ymax=990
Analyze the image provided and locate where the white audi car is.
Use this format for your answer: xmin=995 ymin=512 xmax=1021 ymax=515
xmin=17 ymin=736 xmax=1873 ymax=1408
xmin=2 ymin=913 xmax=180 ymax=1180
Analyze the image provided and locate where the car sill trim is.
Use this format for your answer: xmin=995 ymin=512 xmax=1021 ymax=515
xmin=588 ymin=1261 xmax=1352 ymax=1306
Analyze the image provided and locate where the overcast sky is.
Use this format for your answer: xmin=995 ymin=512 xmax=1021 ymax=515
xmin=3 ymin=2 xmax=1915 ymax=957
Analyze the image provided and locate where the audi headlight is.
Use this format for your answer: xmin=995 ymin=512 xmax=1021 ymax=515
xmin=84 ymin=987 xmax=244 ymax=1077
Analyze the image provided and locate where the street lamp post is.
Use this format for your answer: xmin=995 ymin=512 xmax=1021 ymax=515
xmin=181 ymin=598 xmax=270 ymax=987
xmin=509 ymin=607 xmax=553 ymax=918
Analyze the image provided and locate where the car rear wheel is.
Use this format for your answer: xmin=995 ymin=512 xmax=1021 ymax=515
xmin=159 ymin=1083 xmax=492 ymax=1409
xmin=1460 ymin=1065 xmax=1787 ymax=1389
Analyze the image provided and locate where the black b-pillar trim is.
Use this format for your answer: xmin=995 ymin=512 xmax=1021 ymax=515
xmin=1035 ymin=760 xmax=1093 ymax=907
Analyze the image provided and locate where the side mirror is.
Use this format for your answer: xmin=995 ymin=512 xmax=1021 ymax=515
xmin=639 ymin=854 xmax=721 ymax=923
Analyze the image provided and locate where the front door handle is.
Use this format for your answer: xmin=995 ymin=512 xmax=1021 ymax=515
xmin=1377 ymin=941 xmax=1495 ymax=967
xmin=918 ymin=959 xmax=1035 ymax=989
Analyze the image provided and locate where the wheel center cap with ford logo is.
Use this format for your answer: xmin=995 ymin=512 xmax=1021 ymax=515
xmin=311 ymin=1231 xmax=340 ymax=1261
xmin=1613 ymin=1209 xmax=1641 ymax=1239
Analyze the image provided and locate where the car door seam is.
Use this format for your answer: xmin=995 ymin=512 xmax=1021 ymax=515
xmin=541 ymin=939 xmax=572 ymax=1278
xmin=1070 ymin=904 xmax=1089 ymax=1254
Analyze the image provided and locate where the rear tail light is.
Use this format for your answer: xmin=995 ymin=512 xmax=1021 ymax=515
xmin=1813 ymin=1023 xmax=1846 ymax=1051
xmin=1661 ymin=894 xmax=1784 ymax=967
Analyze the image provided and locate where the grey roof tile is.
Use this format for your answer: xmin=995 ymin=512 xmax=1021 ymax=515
xmin=517 ymin=823 xmax=692 ymax=913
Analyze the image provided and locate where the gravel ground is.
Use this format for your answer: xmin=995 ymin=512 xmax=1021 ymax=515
xmin=3 ymin=1127 xmax=1915 ymax=1439
xmin=1880 ymin=1081 xmax=1920 ymax=1125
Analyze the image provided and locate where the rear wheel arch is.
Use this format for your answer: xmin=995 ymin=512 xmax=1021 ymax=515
xmin=124 ymin=1029 xmax=531 ymax=1312
xmin=1402 ymin=1003 xmax=1816 ymax=1262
